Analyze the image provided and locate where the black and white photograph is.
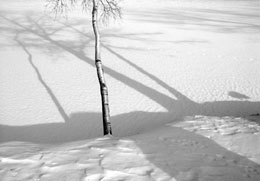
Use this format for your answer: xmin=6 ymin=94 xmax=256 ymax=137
xmin=0 ymin=0 xmax=260 ymax=180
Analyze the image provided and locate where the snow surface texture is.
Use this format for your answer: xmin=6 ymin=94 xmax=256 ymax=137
xmin=0 ymin=0 xmax=260 ymax=180
xmin=0 ymin=116 xmax=260 ymax=180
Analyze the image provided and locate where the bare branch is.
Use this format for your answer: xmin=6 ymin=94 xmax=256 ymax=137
xmin=99 ymin=0 xmax=121 ymax=24
xmin=46 ymin=0 xmax=70 ymax=17
xmin=46 ymin=0 xmax=121 ymax=22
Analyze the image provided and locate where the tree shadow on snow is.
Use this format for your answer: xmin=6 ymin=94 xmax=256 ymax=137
xmin=0 ymin=14 xmax=259 ymax=142
xmin=127 ymin=5 xmax=260 ymax=34
xmin=0 ymin=10 xmax=260 ymax=180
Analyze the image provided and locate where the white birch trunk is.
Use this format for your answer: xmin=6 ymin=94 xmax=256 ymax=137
xmin=92 ymin=0 xmax=112 ymax=135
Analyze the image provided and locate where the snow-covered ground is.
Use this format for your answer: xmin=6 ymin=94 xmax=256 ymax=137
xmin=1 ymin=116 xmax=260 ymax=180
xmin=0 ymin=0 xmax=260 ymax=180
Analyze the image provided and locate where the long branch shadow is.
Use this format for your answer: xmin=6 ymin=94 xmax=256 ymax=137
xmin=103 ymin=45 xmax=260 ymax=119
xmin=15 ymin=37 xmax=70 ymax=122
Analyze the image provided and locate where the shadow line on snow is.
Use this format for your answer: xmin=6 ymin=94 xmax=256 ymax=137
xmin=127 ymin=6 xmax=260 ymax=34
xmin=14 ymin=36 xmax=70 ymax=122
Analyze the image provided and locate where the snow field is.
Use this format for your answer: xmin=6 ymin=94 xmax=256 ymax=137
xmin=0 ymin=0 xmax=260 ymax=180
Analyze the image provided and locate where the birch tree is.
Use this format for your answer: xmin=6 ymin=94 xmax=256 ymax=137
xmin=47 ymin=0 xmax=121 ymax=135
